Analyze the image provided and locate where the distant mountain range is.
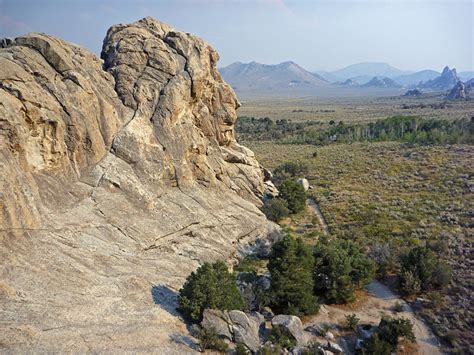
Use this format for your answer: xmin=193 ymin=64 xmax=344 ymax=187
xmin=219 ymin=61 xmax=327 ymax=92
xmin=393 ymin=70 xmax=440 ymax=86
xmin=220 ymin=61 xmax=474 ymax=96
xmin=326 ymin=62 xmax=411 ymax=82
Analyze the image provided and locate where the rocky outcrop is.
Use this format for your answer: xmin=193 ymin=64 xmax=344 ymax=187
xmin=361 ymin=76 xmax=402 ymax=88
xmin=201 ymin=309 xmax=264 ymax=352
xmin=420 ymin=66 xmax=460 ymax=91
xmin=446 ymin=81 xmax=469 ymax=100
xmin=272 ymin=315 xmax=306 ymax=346
xmin=0 ymin=17 xmax=278 ymax=352
xmin=404 ymin=89 xmax=422 ymax=97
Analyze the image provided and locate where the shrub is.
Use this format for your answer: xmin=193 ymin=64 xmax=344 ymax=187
xmin=273 ymin=161 xmax=309 ymax=183
xmin=302 ymin=341 xmax=325 ymax=355
xmin=400 ymin=270 xmax=421 ymax=296
xmin=267 ymin=235 xmax=319 ymax=316
xmin=361 ymin=317 xmax=416 ymax=354
xmin=235 ymin=342 xmax=250 ymax=354
xmin=257 ymin=344 xmax=282 ymax=355
xmin=278 ymin=179 xmax=307 ymax=214
xmin=314 ymin=239 xmax=375 ymax=304
xmin=262 ymin=198 xmax=290 ymax=222
xmin=377 ymin=317 xmax=416 ymax=347
xmin=267 ymin=325 xmax=297 ymax=349
xmin=400 ymin=246 xmax=451 ymax=294
xmin=177 ymin=261 xmax=245 ymax=322
xmin=360 ymin=332 xmax=392 ymax=355
xmin=345 ymin=313 xmax=360 ymax=331
xmin=192 ymin=325 xmax=228 ymax=352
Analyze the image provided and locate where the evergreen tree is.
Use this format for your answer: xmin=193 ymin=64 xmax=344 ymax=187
xmin=268 ymin=235 xmax=319 ymax=316
xmin=278 ymin=179 xmax=307 ymax=214
xmin=314 ymin=239 xmax=375 ymax=304
xmin=177 ymin=261 xmax=245 ymax=322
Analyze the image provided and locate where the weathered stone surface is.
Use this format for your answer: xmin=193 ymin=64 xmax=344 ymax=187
xmin=0 ymin=17 xmax=278 ymax=352
xmin=201 ymin=309 xmax=263 ymax=352
xmin=229 ymin=310 xmax=261 ymax=352
xmin=272 ymin=315 xmax=306 ymax=346
xmin=201 ymin=309 xmax=232 ymax=341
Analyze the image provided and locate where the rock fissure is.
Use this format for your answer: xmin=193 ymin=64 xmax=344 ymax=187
xmin=0 ymin=17 xmax=278 ymax=352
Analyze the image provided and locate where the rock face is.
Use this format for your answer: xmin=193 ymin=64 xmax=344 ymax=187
xmin=0 ymin=17 xmax=278 ymax=352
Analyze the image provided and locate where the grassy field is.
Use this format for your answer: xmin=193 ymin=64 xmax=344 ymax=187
xmin=238 ymin=94 xmax=474 ymax=123
xmin=247 ymin=141 xmax=473 ymax=352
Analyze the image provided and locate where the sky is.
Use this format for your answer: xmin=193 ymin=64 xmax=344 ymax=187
xmin=0 ymin=0 xmax=473 ymax=72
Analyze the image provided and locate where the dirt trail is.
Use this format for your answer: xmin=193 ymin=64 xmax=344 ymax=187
xmin=305 ymin=280 xmax=441 ymax=355
xmin=307 ymin=198 xmax=329 ymax=235
xmin=366 ymin=281 xmax=440 ymax=354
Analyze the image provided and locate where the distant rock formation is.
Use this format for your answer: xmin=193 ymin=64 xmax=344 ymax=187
xmin=446 ymin=81 xmax=470 ymax=100
xmin=0 ymin=17 xmax=278 ymax=352
xmin=361 ymin=76 xmax=402 ymax=88
xmin=404 ymin=89 xmax=422 ymax=97
xmin=336 ymin=78 xmax=358 ymax=86
xmin=420 ymin=66 xmax=460 ymax=91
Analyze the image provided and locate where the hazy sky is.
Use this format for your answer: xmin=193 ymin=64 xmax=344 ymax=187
xmin=1 ymin=0 xmax=473 ymax=72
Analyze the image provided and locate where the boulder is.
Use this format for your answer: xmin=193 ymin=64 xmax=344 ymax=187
xmin=201 ymin=309 xmax=232 ymax=341
xmin=272 ymin=315 xmax=305 ymax=346
xmin=297 ymin=178 xmax=310 ymax=191
xmin=325 ymin=331 xmax=335 ymax=341
xmin=326 ymin=341 xmax=343 ymax=354
xmin=228 ymin=310 xmax=261 ymax=352
xmin=201 ymin=309 xmax=263 ymax=352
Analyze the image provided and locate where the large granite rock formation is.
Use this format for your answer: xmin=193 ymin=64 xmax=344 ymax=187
xmin=0 ymin=17 xmax=278 ymax=352
xmin=420 ymin=66 xmax=460 ymax=91
xmin=446 ymin=81 xmax=469 ymax=100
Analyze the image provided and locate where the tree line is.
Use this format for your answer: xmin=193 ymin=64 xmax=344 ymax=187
xmin=236 ymin=115 xmax=474 ymax=145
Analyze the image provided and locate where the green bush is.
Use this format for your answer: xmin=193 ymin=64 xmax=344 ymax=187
xmin=177 ymin=261 xmax=245 ymax=322
xmin=262 ymin=198 xmax=290 ymax=222
xmin=400 ymin=270 xmax=421 ymax=295
xmin=377 ymin=317 xmax=416 ymax=347
xmin=278 ymin=179 xmax=307 ymax=214
xmin=360 ymin=332 xmax=392 ymax=355
xmin=192 ymin=325 xmax=228 ymax=352
xmin=361 ymin=317 xmax=416 ymax=354
xmin=267 ymin=325 xmax=297 ymax=349
xmin=273 ymin=161 xmax=309 ymax=183
xmin=257 ymin=344 xmax=282 ymax=355
xmin=345 ymin=313 xmax=360 ymax=331
xmin=235 ymin=342 xmax=250 ymax=355
xmin=267 ymin=235 xmax=319 ymax=316
xmin=314 ymin=239 xmax=375 ymax=304
xmin=400 ymin=246 xmax=451 ymax=295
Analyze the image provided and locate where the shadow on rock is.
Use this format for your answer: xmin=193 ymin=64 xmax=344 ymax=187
xmin=151 ymin=284 xmax=179 ymax=317
xmin=169 ymin=332 xmax=198 ymax=350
